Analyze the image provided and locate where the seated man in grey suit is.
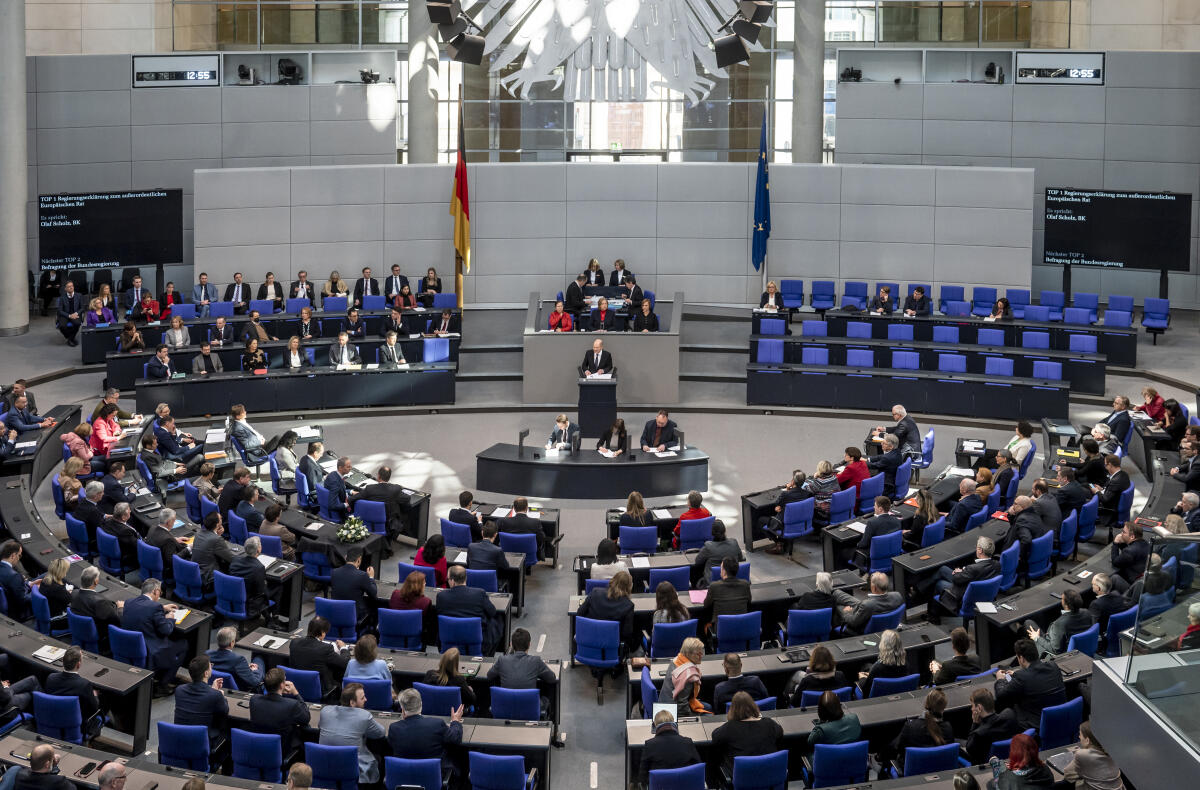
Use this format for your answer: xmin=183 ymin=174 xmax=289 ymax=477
xmin=833 ymin=572 xmax=904 ymax=635
xmin=328 ymin=332 xmax=361 ymax=366
xmin=485 ymin=627 xmax=558 ymax=720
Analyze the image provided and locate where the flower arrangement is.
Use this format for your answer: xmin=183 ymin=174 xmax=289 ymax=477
xmin=336 ymin=516 xmax=368 ymax=543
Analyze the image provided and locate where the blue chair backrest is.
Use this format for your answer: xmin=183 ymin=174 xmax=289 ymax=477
xmin=709 ymin=562 xmax=751 ymax=583
xmin=384 ymin=757 xmax=440 ymax=790
xmin=845 ymin=321 xmax=872 ymax=339
xmin=1105 ymin=605 xmax=1140 ymax=657
xmin=938 ymin=285 xmax=964 ymax=311
xmin=30 ymin=588 xmax=59 ymax=636
xmin=108 ymin=625 xmax=147 ymax=667
xmin=1143 ymin=297 xmax=1170 ymax=322
xmin=412 ymin=682 xmax=462 ymax=716
xmin=843 ymin=281 xmax=868 ymax=307
xmin=183 ymin=479 xmax=203 ymax=521
xmin=1041 ymin=289 xmax=1065 ymax=310
xmin=214 ymin=570 xmax=248 ymax=619
xmin=423 ymin=337 xmax=450 ymax=363
xmin=363 ymin=294 xmax=387 ymax=311
xmin=781 ymin=497 xmax=815 ymax=539
xmin=1074 ymin=292 xmax=1099 ymax=319
xmin=863 ymin=605 xmax=905 ymax=634
xmin=972 ymin=286 xmax=997 ymax=310
xmin=34 ymin=692 xmax=84 ymax=744
xmin=886 ymin=323 xmax=913 ymax=341
xmin=1105 ymin=309 xmax=1132 ymax=327
xmin=1140 ymin=590 xmax=1174 ymax=619
xmin=322 ymin=296 xmax=348 ymax=312
xmin=281 ymin=665 xmax=323 ymax=703
xmin=352 ymin=499 xmax=387 ymax=534
xmin=999 ymin=542 xmax=1020 ymax=590
xmin=1068 ymin=334 xmax=1098 ymax=354
xmin=344 ymin=677 xmax=393 ymax=711
xmin=846 ymin=348 xmax=874 ymax=367
xmin=785 ymin=608 xmax=831 ymax=646
xmin=1006 ymin=288 xmax=1031 ymax=309
xmin=1077 ymin=496 xmax=1098 ymax=541
xmin=640 ymin=667 xmax=658 ymax=718
xmin=64 ymin=513 xmax=91 ymax=557
xmin=976 ymin=327 xmax=1004 ymax=346
xmin=938 ymin=353 xmax=966 ymax=372
xmin=231 ymin=729 xmax=283 ymax=782
xmin=470 ymin=753 xmax=533 ymax=790
xmin=398 ymin=562 xmax=437 ymax=589
xmin=1055 ymin=511 xmax=1078 ymax=561
xmin=801 ymin=347 xmax=828 ymax=366
xmin=932 ymin=325 xmax=959 ymax=343
xmin=812 ymin=740 xmax=870 ymax=787
xmin=944 ymin=300 xmax=969 ymax=317
xmin=678 ymin=516 xmax=714 ymax=550
xmin=812 ymin=280 xmax=835 ymax=298
xmin=136 ymin=539 xmax=164 ymax=581
xmin=249 ymin=299 xmax=274 ymax=315
xmin=67 ymin=611 xmax=100 ymax=652
xmin=1107 ymin=294 xmax=1134 ymax=313
xmin=650 ymin=619 xmax=699 ymax=658
xmin=286 ymin=297 xmax=310 ymax=313
xmin=759 ymin=318 xmax=785 ymax=336
xmin=648 ymin=763 xmax=705 ymax=790
xmin=432 ymin=293 xmax=456 ymax=309
xmin=96 ymin=530 xmax=125 ymax=575
xmin=315 ymin=597 xmax=358 ymax=641
xmin=377 ymin=608 xmax=424 ymax=650
xmin=857 ymin=473 xmax=884 ymax=511
xmin=172 ymin=555 xmax=208 ymax=603
xmin=716 ymin=611 xmax=761 ymax=652
xmin=51 ymin=474 xmax=65 ymax=519
xmin=892 ymin=350 xmax=919 ymax=370
xmin=227 ymin=510 xmax=248 ymax=544
xmin=757 ymin=338 xmax=783 ymax=364
xmin=584 ymin=578 xmax=610 ymax=595
xmin=490 ymin=687 xmax=541 ymax=721
xmin=829 ymin=488 xmax=855 ymax=524
xmin=648 ymin=565 xmax=690 ymax=593
xmin=799 ymin=686 xmax=854 ymax=708
xmin=465 ymin=569 xmax=498 ymax=593
xmin=1063 ymin=307 xmax=1091 ymax=325
xmin=903 ymin=743 xmax=960 ymax=776
xmin=498 ymin=532 xmax=539 ymax=568
xmin=252 ymin=532 xmax=283 ymax=559
xmin=574 ymin=616 xmax=621 ymax=667
xmin=305 ymin=742 xmax=359 ymax=790
xmin=1023 ymin=304 xmax=1050 ymax=322
xmin=802 ymin=320 xmax=827 ymax=337
xmin=966 ymin=507 xmax=990 ymax=531
xmin=868 ymin=530 xmax=904 ymax=574
xmin=1026 ymin=530 xmax=1055 ymax=581
xmin=1117 ymin=482 xmax=1135 ymax=525
xmin=157 ymin=721 xmax=211 ymax=770
xmin=173 ymin=303 xmax=196 ymax=319
xmin=1022 ymin=331 xmax=1050 ymax=349
xmin=1067 ymin=623 xmax=1100 ymax=657
xmin=921 ymin=516 xmax=946 ymax=547
xmin=869 ymin=672 xmax=919 ymax=698
xmin=441 ymin=518 xmax=473 ymax=548
xmin=732 ymin=750 xmax=788 ymax=790
xmin=438 ymin=615 xmax=483 ymax=655
xmin=209 ymin=301 xmax=235 ymax=317
xmin=985 ymin=357 xmax=1014 ymax=377
xmin=959 ymin=576 xmax=1003 ymax=617
xmin=1039 ymin=697 xmax=1084 ymax=749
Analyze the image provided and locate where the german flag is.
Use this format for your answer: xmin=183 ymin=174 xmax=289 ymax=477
xmin=450 ymin=100 xmax=471 ymax=272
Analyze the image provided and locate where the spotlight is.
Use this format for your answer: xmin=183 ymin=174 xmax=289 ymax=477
xmin=738 ymin=0 xmax=773 ymax=23
xmin=277 ymin=58 xmax=303 ymax=85
xmin=731 ymin=17 xmax=762 ymax=44
xmin=714 ymin=33 xmax=750 ymax=68
xmin=448 ymin=32 xmax=486 ymax=65
xmin=439 ymin=16 xmax=468 ymax=43
xmin=426 ymin=0 xmax=461 ymax=25
xmin=360 ymin=68 xmax=380 ymax=84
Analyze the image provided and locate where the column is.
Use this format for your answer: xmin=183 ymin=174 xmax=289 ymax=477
xmin=791 ymin=0 xmax=824 ymax=163
xmin=0 ymin=0 xmax=29 ymax=335
xmin=407 ymin=0 xmax=439 ymax=163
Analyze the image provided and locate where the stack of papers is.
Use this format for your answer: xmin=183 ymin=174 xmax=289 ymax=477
xmin=651 ymin=509 xmax=672 ymax=520
xmin=170 ymin=608 xmax=191 ymax=624
xmin=305 ymin=523 xmax=323 ymax=531
xmin=948 ymin=466 xmax=975 ymax=478
xmin=320 ymin=460 xmax=337 ymax=472
xmin=32 ymin=645 xmax=66 ymax=663
xmin=961 ymin=440 xmax=985 ymax=453
xmin=654 ymin=451 xmax=678 ymax=458
xmin=544 ymin=447 xmax=561 ymax=457
xmin=630 ymin=556 xmax=650 ymax=569
xmin=14 ymin=441 xmax=36 ymax=450
xmin=491 ymin=506 xmax=512 ymax=518
xmin=598 ymin=448 xmax=616 ymax=458
xmin=846 ymin=522 xmax=867 ymax=534
xmin=453 ymin=552 xmax=468 ymax=564
xmin=255 ymin=635 xmax=289 ymax=649
xmin=294 ymin=426 xmax=320 ymax=439
xmin=973 ymin=602 xmax=998 ymax=614
xmin=589 ymin=373 xmax=613 ymax=380
xmin=257 ymin=555 xmax=278 ymax=569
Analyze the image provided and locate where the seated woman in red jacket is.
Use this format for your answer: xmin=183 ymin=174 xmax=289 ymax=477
xmin=131 ymin=292 xmax=161 ymax=323
xmin=837 ymin=446 xmax=870 ymax=494
xmin=159 ymin=282 xmax=183 ymax=321
xmin=414 ymin=534 xmax=448 ymax=587
xmin=548 ymin=300 xmax=573 ymax=332
xmin=672 ymin=490 xmax=712 ymax=548
xmin=1135 ymin=386 xmax=1166 ymax=423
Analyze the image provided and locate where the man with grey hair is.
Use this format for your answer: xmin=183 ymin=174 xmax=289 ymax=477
xmin=386 ymin=687 xmax=464 ymax=777
xmin=206 ymin=626 xmax=263 ymax=691
xmin=99 ymin=501 xmax=139 ymax=568
xmin=91 ymin=387 xmax=141 ymax=427
xmin=1172 ymin=491 xmax=1200 ymax=533
xmin=834 ymin=572 xmax=904 ymax=635
xmin=927 ymin=535 xmax=999 ymax=619
xmin=228 ymin=536 xmax=271 ymax=621
xmin=69 ymin=565 xmax=123 ymax=643
xmin=867 ymin=433 xmax=903 ymax=497
xmin=873 ymin=403 xmax=921 ymax=456
xmin=144 ymin=507 xmax=190 ymax=573
xmin=121 ymin=578 xmax=185 ymax=694
xmin=74 ymin=480 xmax=106 ymax=554
xmin=1000 ymin=495 xmax=1049 ymax=575
xmin=792 ymin=571 xmax=838 ymax=621
xmin=946 ymin=478 xmax=984 ymax=534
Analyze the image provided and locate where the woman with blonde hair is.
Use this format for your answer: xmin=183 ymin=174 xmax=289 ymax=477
xmin=619 ymin=490 xmax=649 ymax=526
xmin=907 ymin=487 xmax=942 ymax=546
xmin=61 ymin=423 xmax=103 ymax=474
xmin=38 ymin=557 xmax=72 ymax=617
xmin=421 ymin=646 xmax=476 ymax=707
xmin=577 ymin=568 xmax=636 ymax=653
xmin=760 ymin=280 xmax=783 ymax=311
xmin=86 ymin=298 xmax=115 ymax=327
xmin=58 ymin=458 xmax=86 ymax=508
xmin=322 ymin=270 xmax=348 ymax=300
xmin=164 ymin=315 xmax=189 ymax=349
xmin=805 ymin=460 xmax=840 ymax=522
xmin=584 ymin=258 xmax=603 ymax=286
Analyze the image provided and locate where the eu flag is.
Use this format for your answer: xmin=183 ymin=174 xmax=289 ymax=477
xmin=752 ymin=111 xmax=770 ymax=271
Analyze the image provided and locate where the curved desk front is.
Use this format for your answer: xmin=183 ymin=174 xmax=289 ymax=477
xmin=475 ymin=442 xmax=708 ymax=499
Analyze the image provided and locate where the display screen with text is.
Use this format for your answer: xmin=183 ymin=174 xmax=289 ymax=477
xmin=38 ymin=189 xmax=183 ymax=271
xmin=1043 ymin=187 xmax=1191 ymax=272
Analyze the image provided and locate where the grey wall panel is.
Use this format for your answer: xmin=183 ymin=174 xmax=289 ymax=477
xmin=1105 ymin=51 xmax=1200 ymax=88
xmin=131 ymin=124 xmax=222 ymax=161
xmin=1034 ymin=194 xmax=1045 ymax=231
xmin=195 ymin=168 xmax=291 ymax=209
xmin=476 ymin=163 xmax=565 ymax=202
xmin=1104 ymin=87 xmax=1200 ymax=126
xmin=840 ymin=204 xmax=934 ymax=244
xmin=656 ymin=202 xmax=748 ymax=239
xmin=309 ymin=85 xmax=398 ymax=121
xmin=1011 ymin=157 xmax=1105 ymax=194
xmin=566 ymin=201 xmax=657 ymax=238
xmin=763 ymin=240 xmax=840 ymax=276
xmin=131 ymin=87 xmax=222 ymax=126
xmin=922 ymin=121 xmax=1012 ymax=157
xmin=768 ymin=202 xmax=841 ymax=240
xmin=657 ymin=274 xmax=753 ymax=303
xmin=27 ymin=93 xmax=36 ymax=131
xmin=384 ymin=164 xmax=456 ymax=203
xmin=310 ymin=155 xmax=396 ymax=166
xmin=768 ymin=165 xmax=841 ymax=203
xmin=1012 ymin=85 xmax=1106 ymax=123
xmin=35 ymin=54 xmax=127 ymax=92
xmin=936 ymin=207 xmax=1031 ymax=247
xmin=290 ymin=241 xmax=383 ymax=277
xmin=194 ymin=244 xmax=291 ymax=282
xmin=935 ymin=167 xmax=1035 ymax=209
xmin=1033 ymin=228 xmax=1044 ymax=262
xmin=291 ymin=166 xmax=384 ymax=207
xmin=1105 ymin=124 xmax=1200 ymax=164
xmin=839 ymin=241 xmax=934 ymax=282
xmin=843 ymin=165 xmax=936 ymax=206
xmin=566 ymin=163 xmax=658 ymax=201
xmin=836 ymin=119 xmax=922 ymax=156
xmin=836 ymin=153 xmax=924 ymax=165
xmin=290 ymin=204 xmax=383 ymax=244
xmin=473 ymin=275 xmax=565 ymax=305
xmin=1103 ymin=160 xmax=1200 ymax=194
xmin=222 ymin=156 xmax=312 ymax=169
xmin=657 ymin=163 xmax=750 ymax=202
xmin=222 ymin=122 xmax=310 ymax=159
xmin=935 ymin=245 xmax=1031 ymax=286
xmin=1012 ymin=122 xmax=1106 ymax=160
xmin=383 ymin=203 xmax=455 ymax=241
xmin=835 ymin=83 xmax=925 ymax=120
xmin=36 ymin=162 xmax=131 ymax=194
xmin=923 ymin=84 xmax=1013 ymax=122
xmin=921 ymin=155 xmax=1012 ymax=168
xmin=221 ymin=87 xmax=310 ymax=123
xmin=310 ymin=120 xmax=396 ymax=156
xmin=657 ymin=238 xmax=748 ymax=274
xmin=195 ymin=207 xmax=291 ymax=246
xmin=36 ymin=126 xmax=130 ymax=165
xmin=37 ymin=90 xmax=130 ymax=128
xmin=133 ymin=159 xmax=222 ymax=193
xmin=471 ymin=201 xmax=566 ymax=240
xmin=473 ymin=238 xmax=566 ymax=275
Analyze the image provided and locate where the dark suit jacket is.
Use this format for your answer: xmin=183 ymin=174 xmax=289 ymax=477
xmin=946 ymin=494 xmax=985 ymax=533
xmin=448 ymin=507 xmax=481 ymax=542
xmin=324 ymin=471 xmax=349 ymax=515
xmin=466 ymin=539 xmax=509 ymax=572
xmin=290 ymin=281 xmax=316 ymax=302
xmin=387 ymin=715 xmax=463 ymax=765
xmin=496 ymin=513 xmax=546 ymax=559
xmin=1089 ymin=592 xmax=1131 ymax=644
xmin=383 ymin=275 xmax=410 ymax=300
xmin=351 ymin=482 xmax=410 ymax=537
xmin=435 ymin=584 xmax=501 ymax=654
xmin=633 ymin=312 xmax=659 ymax=332
xmin=999 ymin=510 xmax=1047 ymax=562
xmin=174 ymin=680 xmax=229 ymax=743
xmin=228 ymin=554 xmax=269 ymax=617
xmin=842 ymin=591 xmax=904 ymax=634
xmin=590 ymin=310 xmax=617 ymax=331
xmin=703 ymin=577 xmax=752 ymax=624
xmin=548 ymin=422 xmax=579 ymax=447
xmin=1054 ymin=482 xmax=1089 ymax=514
xmin=0 ymin=562 xmax=30 ymax=620
xmin=868 ymin=295 xmax=893 ymax=314
xmin=1111 ymin=538 xmax=1149 ymax=584
xmin=713 ymin=675 xmax=768 ymax=714
xmin=994 ymin=466 xmax=1016 ymax=503
xmin=224 ymin=282 xmax=250 ymax=305
xmin=1173 ymin=457 xmax=1200 ymax=492
xmin=257 ymin=281 xmax=284 ymax=305
xmin=964 ymin=709 xmax=1021 ymax=764
xmin=191 ymin=529 xmax=234 ymax=580
xmin=45 ymin=671 xmax=100 ymax=723
xmin=637 ymin=729 xmax=702 ymax=786
xmin=100 ymin=517 xmax=139 ymax=565
xmin=100 ymin=474 xmax=136 ymax=514
xmin=69 ymin=588 xmax=121 ymax=632
xmin=583 ymin=269 xmax=604 ymax=286
xmin=56 ymin=292 xmax=83 ymax=328
xmin=902 ymin=295 xmax=931 ymax=316
xmin=1076 ymin=455 xmax=1107 ymax=487
xmin=564 ymin=282 xmax=585 ymax=313
xmin=250 ymin=691 xmax=311 ymax=754
xmin=889 ymin=416 xmax=921 ymax=453
xmin=1099 ymin=410 xmax=1131 ymax=445
xmin=1031 ymin=494 xmax=1062 ymax=536
xmin=942 ymin=558 xmax=1001 ymax=609
xmin=331 ymin=563 xmax=377 ymax=620
xmin=328 ymin=342 xmax=361 ymax=366
xmin=581 ymin=349 xmax=613 ymax=374
xmin=486 ymin=651 xmax=556 ymax=690
xmin=289 ymin=635 xmax=349 ymax=696
xmin=299 ymin=456 xmax=323 ymax=497
xmin=121 ymin=594 xmax=176 ymax=667
xmin=867 ymin=448 xmax=903 ymax=496
xmin=856 ymin=514 xmax=902 ymax=553
xmin=379 ymin=318 xmax=407 ymax=340
xmin=609 ymin=270 xmax=634 ymax=287
xmin=792 ymin=589 xmax=838 ymax=614
xmin=640 ymin=419 xmax=678 ymax=450
xmin=931 ymin=653 xmax=982 ymax=686
xmin=146 ymin=357 xmax=174 ymax=380
xmin=1098 ymin=470 xmax=1130 ymax=511
xmin=994 ymin=659 xmax=1066 ymax=729
xmin=207 ymin=647 xmax=263 ymax=691
xmin=73 ymin=498 xmax=104 ymax=550
xmin=144 ymin=525 xmax=188 ymax=571
xmin=352 ymin=278 xmax=380 ymax=305
xmin=429 ymin=313 xmax=461 ymax=334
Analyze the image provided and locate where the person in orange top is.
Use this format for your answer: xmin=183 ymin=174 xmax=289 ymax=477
xmin=672 ymin=490 xmax=712 ymax=549
xmin=837 ymin=447 xmax=870 ymax=494
xmin=656 ymin=637 xmax=711 ymax=717
xmin=548 ymin=300 xmax=573 ymax=332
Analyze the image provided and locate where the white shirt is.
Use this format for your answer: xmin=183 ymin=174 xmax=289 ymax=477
xmin=391 ymin=276 xmax=402 ymax=294
xmin=340 ymin=345 xmax=351 ymax=364
xmin=289 ymin=351 xmax=302 ymax=367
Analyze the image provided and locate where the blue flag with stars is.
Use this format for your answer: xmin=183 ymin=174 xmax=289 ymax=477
xmin=752 ymin=111 xmax=770 ymax=271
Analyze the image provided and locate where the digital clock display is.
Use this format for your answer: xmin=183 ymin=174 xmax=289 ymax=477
xmin=132 ymin=56 xmax=220 ymax=88
xmin=135 ymin=70 xmax=215 ymax=81
xmin=1016 ymin=67 xmax=1102 ymax=81
xmin=1014 ymin=52 xmax=1104 ymax=85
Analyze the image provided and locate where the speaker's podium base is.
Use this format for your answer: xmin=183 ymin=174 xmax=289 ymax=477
xmin=578 ymin=375 xmax=617 ymax=438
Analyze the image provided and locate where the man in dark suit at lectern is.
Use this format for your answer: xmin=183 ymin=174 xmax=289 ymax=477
xmin=580 ymin=339 xmax=613 ymax=378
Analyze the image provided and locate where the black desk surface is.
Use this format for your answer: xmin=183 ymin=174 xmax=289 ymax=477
xmin=0 ymin=405 xmax=78 ymax=479
xmin=0 ymin=613 xmax=152 ymax=694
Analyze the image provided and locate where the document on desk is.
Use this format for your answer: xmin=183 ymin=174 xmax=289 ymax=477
xmin=365 ymin=363 xmax=379 ymax=370
xmin=32 ymin=645 xmax=67 ymax=663
xmin=14 ymin=441 xmax=37 ymax=449
xmin=631 ymin=556 xmax=651 ymax=569
xmin=846 ymin=521 xmax=867 ymax=534
xmin=651 ymin=509 xmax=672 ymax=520
xmin=170 ymin=608 xmax=191 ymax=624
xmin=544 ymin=447 xmax=561 ymax=457
xmin=598 ymin=448 xmax=616 ymax=458
xmin=654 ymin=451 xmax=678 ymax=458
xmin=453 ymin=552 xmax=468 ymax=564
xmin=257 ymin=555 xmax=277 ymax=569
xmin=294 ymin=426 xmax=319 ymax=439
xmin=589 ymin=373 xmax=613 ymax=380
xmin=305 ymin=522 xmax=323 ymax=531
xmin=320 ymin=459 xmax=337 ymax=473
xmin=491 ymin=506 xmax=512 ymax=518
xmin=974 ymin=602 xmax=998 ymax=614
xmin=255 ymin=635 xmax=289 ymax=649
xmin=948 ymin=466 xmax=975 ymax=478
xmin=961 ymin=440 xmax=985 ymax=453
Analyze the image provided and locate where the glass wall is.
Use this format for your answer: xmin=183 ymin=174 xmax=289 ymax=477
xmin=174 ymin=0 xmax=1065 ymax=162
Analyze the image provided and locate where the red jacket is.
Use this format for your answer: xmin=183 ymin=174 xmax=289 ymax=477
xmin=1136 ymin=395 xmax=1165 ymax=423
xmin=159 ymin=292 xmax=182 ymax=320
xmin=414 ymin=548 xmax=448 ymax=588
xmin=672 ymin=506 xmax=712 ymax=547
xmin=549 ymin=311 xmax=573 ymax=332
xmin=837 ymin=459 xmax=870 ymax=494
xmin=89 ymin=417 xmax=122 ymax=457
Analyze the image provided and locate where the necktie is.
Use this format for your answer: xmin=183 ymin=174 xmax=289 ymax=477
xmin=595 ymin=353 xmax=600 ymax=368
xmin=394 ymin=277 xmax=399 ymax=294
xmin=441 ymin=319 xmax=448 ymax=332
xmin=654 ymin=427 xmax=662 ymax=446
xmin=365 ymin=280 xmax=371 ymax=296
xmin=134 ymin=288 xmax=140 ymax=303
xmin=235 ymin=285 xmax=241 ymax=302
